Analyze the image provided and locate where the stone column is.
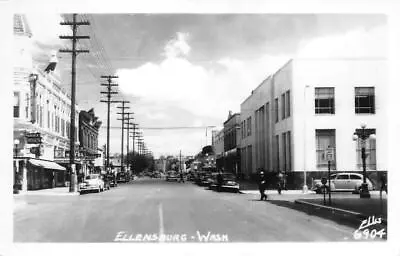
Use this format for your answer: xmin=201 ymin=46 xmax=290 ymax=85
xmin=14 ymin=160 xmax=19 ymax=188
xmin=22 ymin=160 xmax=28 ymax=192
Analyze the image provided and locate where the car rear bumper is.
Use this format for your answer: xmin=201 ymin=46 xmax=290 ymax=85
xmin=222 ymin=184 xmax=239 ymax=189
xmin=79 ymin=185 xmax=99 ymax=191
xmin=210 ymin=184 xmax=239 ymax=189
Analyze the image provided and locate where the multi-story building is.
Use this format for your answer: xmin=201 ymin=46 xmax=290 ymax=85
xmin=211 ymin=129 xmax=224 ymax=170
xmin=13 ymin=14 xmax=81 ymax=191
xmin=223 ymin=111 xmax=241 ymax=177
xmin=240 ymin=58 xmax=387 ymax=188
xmin=79 ymin=108 xmax=102 ymax=176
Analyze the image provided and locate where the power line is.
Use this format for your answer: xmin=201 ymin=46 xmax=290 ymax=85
xmin=99 ymin=126 xmax=217 ymax=130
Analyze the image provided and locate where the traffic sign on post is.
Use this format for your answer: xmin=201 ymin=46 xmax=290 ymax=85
xmin=325 ymin=147 xmax=335 ymax=161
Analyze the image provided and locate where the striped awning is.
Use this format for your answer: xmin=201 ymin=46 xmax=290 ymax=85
xmin=28 ymin=159 xmax=66 ymax=171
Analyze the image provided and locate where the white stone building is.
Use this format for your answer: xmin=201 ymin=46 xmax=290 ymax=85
xmin=240 ymin=58 xmax=387 ymax=188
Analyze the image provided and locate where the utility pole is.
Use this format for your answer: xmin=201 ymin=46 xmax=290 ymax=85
xmin=59 ymin=14 xmax=90 ymax=193
xmin=123 ymin=113 xmax=134 ymax=172
xmin=129 ymin=123 xmax=138 ymax=174
xmin=100 ymin=75 xmax=118 ymax=174
xmin=137 ymin=135 xmax=143 ymax=156
xmin=116 ymin=101 xmax=130 ymax=173
xmin=129 ymin=123 xmax=138 ymax=155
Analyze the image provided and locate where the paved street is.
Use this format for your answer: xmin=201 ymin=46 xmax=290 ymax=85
xmin=15 ymin=177 xmax=361 ymax=242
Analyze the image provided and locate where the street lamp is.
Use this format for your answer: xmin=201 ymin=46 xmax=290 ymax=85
xmin=353 ymin=123 xmax=375 ymax=198
xmin=14 ymin=139 xmax=20 ymax=157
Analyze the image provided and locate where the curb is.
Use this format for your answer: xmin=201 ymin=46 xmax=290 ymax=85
xmin=240 ymin=190 xmax=316 ymax=195
xmin=294 ymin=199 xmax=387 ymax=225
xmin=14 ymin=192 xmax=80 ymax=197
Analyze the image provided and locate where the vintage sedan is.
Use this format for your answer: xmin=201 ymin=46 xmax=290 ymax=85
xmin=312 ymin=172 xmax=374 ymax=194
xmin=210 ymin=173 xmax=240 ymax=192
xmin=79 ymin=174 xmax=105 ymax=194
xmin=166 ymin=171 xmax=179 ymax=182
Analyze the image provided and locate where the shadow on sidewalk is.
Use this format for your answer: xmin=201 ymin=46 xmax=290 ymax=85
xmin=265 ymin=200 xmax=387 ymax=232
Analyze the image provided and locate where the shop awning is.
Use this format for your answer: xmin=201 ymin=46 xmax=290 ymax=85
xmin=28 ymin=159 xmax=66 ymax=171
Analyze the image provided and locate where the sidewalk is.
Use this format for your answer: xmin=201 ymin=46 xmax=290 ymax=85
xmin=296 ymin=195 xmax=387 ymax=221
xmin=242 ymin=188 xmax=388 ymax=225
xmin=240 ymin=189 xmax=315 ymax=195
xmin=14 ymin=187 xmax=79 ymax=197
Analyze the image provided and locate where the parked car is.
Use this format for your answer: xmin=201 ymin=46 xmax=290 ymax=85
xmin=117 ymin=172 xmax=129 ymax=183
xmin=196 ymin=172 xmax=213 ymax=186
xmin=79 ymin=174 xmax=105 ymax=194
xmin=204 ymin=172 xmax=219 ymax=188
xmin=186 ymin=172 xmax=195 ymax=181
xmin=108 ymin=174 xmax=117 ymax=187
xmin=210 ymin=173 xmax=240 ymax=192
xmin=151 ymin=172 xmax=161 ymax=178
xmin=312 ymin=173 xmax=374 ymax=194
xmin=166 ymin=171 xmax=179 ymax=182
xmin=194 ymin=171 xmax=205 ymax=185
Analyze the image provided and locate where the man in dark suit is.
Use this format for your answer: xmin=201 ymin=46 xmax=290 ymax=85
xmin=258 ymin=171 xmax=267 ymax=200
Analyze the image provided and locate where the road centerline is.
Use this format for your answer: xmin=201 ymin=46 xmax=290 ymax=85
xmin=158 ymin=202 xmax=165 ymax=242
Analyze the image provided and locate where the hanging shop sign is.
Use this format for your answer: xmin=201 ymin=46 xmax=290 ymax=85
xmin=25 ymin=132 xmax=42 ymax=144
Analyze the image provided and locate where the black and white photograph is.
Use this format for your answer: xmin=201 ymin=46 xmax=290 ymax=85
xmin=2 ymin=0 xmax=400 ymax=255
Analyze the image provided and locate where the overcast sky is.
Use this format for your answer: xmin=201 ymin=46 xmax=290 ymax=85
xmin=23 ymin=13 xmax=387 ymax=158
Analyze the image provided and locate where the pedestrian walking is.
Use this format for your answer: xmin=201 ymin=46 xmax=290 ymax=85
xmin=277 ymin=171 xmax=284 ymax=194
xmin=380 ymin=173 xmax=387 ymax=197
xmin=258 ymin=171 xmax=267 ymax=200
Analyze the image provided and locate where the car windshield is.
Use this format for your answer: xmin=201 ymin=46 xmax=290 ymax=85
xmin=85 ymin=174 xmax=99 ymax=180
xmin=223 ymin=174 xmax=236 ymax=180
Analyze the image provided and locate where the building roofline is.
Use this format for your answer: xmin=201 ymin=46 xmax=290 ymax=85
xmin=240 ymin=56 xmax=385 ymax=107
xmin=223 ymin=113 xmax=240 ymax=125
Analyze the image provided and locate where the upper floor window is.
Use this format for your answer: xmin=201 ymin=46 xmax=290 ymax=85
xmin=39 ymin=106 xmax=43 ymax=127
xmin=355 ymin=87 xmax=375 ymax=114
xmin=66 ymin=121 xmax=70 ymax=139
xmin=274 ymin=98 xmax=279 ymax=123
xmin=315 ymin=87 xmax=335 ymax=114
xmin=61 ymin=119 xmax=65 ymax=137
xmin=281 ymin=93 xmax=286 ymax=119
xmin=25 ymin=93 xmax=29 ymax=119
xmin=14 ymin=92 xmax=20 ymax=118
xmin=47 ymin=110 xmax=50 ymax=129
xmin=242 ymin=120 xmax=245 ymax=138
xmin=247 ymin=117 xmax=252 ymax=136
xmin=286 ymin=90 xmax=291 ymax=117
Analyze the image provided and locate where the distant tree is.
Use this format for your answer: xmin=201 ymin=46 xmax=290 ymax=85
xmin=202 ymin=145 xmax=214 ymax=155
